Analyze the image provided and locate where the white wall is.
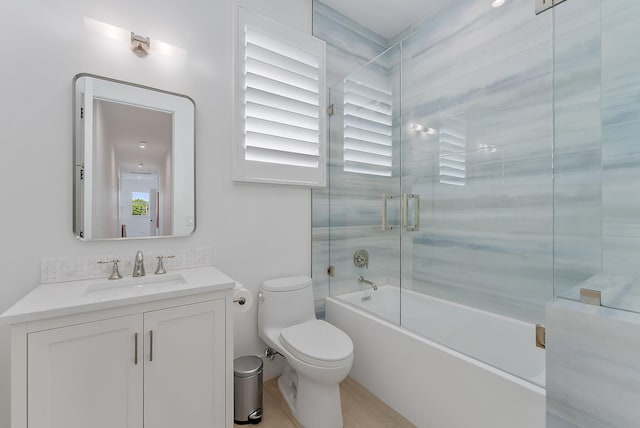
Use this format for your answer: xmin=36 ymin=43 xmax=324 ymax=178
xmin=162 ymin=150 xmax=172 ymax=236
xmin=0 ymin=1 xmax=312 ymax=427
xmin=92 ymin=100 xmax=120 ymax=239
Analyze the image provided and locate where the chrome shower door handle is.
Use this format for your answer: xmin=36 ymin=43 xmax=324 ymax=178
xmin=402 ymin=193 xmax=409 ymax=232
xmin=412 ymin=194 xmax=420 ymax=232
xmin=402 ymin=193 xmax=420 ymax=232
xmin=382 ymin=195 xmax=393 ymax=231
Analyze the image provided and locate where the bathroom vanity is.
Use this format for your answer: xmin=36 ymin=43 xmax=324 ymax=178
xmin=1 ymin=266 xmax=235 ymax=428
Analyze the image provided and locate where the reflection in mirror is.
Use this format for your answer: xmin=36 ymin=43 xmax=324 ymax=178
xmin=73 ymin=74 xmax=195 ymax=240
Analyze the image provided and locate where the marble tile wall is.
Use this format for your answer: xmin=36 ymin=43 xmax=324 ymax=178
xmin=601 ymin=0 xmax=640 ymax=280
xmin=400 ymin=0 xmax=554 ymax=323
xmin=554 ymin=0 xmax=640 ymax=306
xmin=547 ymin=298 xmax=640 ymax=427
xmin=553 ymin=0 xmax=604 ymax=299
xmin=313 ymin=0 xmax=556 ymax=324
xmin=311 ymin=1 xmax=391 ymax=316
xmin=312 ymin=1 xmax=388 ymax=88
xmin=314 ymin=0 xmax=640 ymax=324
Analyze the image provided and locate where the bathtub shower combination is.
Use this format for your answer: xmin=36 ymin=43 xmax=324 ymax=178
xmin=307 ymin=0 xmax=632 ymax=426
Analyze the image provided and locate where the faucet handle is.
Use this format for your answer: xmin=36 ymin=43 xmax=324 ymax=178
xmin=154 ymin=255 xmax=175 ymax=275
xmin=98 ymin=259 xmax=123 ymax=280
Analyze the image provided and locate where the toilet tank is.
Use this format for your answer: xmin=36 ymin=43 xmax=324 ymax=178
xmin=258 ymin=276 xmax=316 ymax=332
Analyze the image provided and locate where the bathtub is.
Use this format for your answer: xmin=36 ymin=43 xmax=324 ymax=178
xmin=326 ymin=285 xmax=546 ymax=428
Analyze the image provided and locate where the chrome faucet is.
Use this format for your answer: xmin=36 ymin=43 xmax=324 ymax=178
xmin=358 ymin=276 xmax=378 ymax=291
xmin=132 ymin=251 xmax=145 ymax=277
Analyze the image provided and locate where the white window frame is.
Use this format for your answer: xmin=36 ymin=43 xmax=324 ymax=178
xmin=233 ymin=5 xmax=327 ymax=187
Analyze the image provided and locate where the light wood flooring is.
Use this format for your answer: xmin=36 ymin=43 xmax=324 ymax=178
xmin=234 ymin=376 xmax=416 ymax=428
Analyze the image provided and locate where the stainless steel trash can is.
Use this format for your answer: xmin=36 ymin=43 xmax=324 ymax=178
xmin=234 ymin=355 xmax=263 ymax=425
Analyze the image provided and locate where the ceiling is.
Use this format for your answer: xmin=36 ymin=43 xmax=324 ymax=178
xmin=319 ymin=0 xmax=454 ymax=40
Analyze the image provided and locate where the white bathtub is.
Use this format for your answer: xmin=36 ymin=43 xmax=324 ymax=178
xmin=326 ymin=285 xmax=546 ymax=428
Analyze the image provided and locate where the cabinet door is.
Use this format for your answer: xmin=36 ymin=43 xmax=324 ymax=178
xmin=28 ymin=315 xmax=143 ymax=428
xmin=143 ymin=300 xmax=226 ymax=428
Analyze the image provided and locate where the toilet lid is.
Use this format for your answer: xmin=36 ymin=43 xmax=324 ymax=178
xmin=279 ymin=320 xmax=353 ymax=368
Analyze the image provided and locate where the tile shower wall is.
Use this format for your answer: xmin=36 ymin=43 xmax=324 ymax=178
xmin=554 ymin=0 xmax=640 ymax=301
xmin=311 ymin=0 xmax=390 ymax=316
xmin=601 ymin=0 xmax=640 ymax=279
xmin=553 ymin=0 xmax=603 ymax=299
xmin=326 ymin=46 xmax=402 ymax=302
xmin=546 ymin=298 xmax=640 ymax=427
xmin=401 ymin=0 xmax=555 ymax=323
xmin=313 ymin=0 xmax=557 ymax=323
xmin=548 ymin=3 xmax=640 ymax=423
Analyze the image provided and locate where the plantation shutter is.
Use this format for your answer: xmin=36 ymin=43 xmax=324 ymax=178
xmin=235 ymin=7 xmax=327 ymax=186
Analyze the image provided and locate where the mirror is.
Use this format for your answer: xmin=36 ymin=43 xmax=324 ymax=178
xmin=73 ymin=74 xmax=195 ymax=240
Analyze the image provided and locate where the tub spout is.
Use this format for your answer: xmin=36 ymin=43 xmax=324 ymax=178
xmin=358 ymin=276 xmax=378 ymax=291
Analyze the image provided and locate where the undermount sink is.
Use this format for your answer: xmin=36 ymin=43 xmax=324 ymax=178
xmin=85 ymin=273 xmax=187 ymax=294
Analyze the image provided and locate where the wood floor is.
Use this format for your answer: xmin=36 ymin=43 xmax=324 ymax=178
xmin=234 ymin=376 xmax=416 ymax=428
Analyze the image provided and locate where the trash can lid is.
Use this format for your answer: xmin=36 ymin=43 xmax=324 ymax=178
xmin=234 ymin=355 xmax=263 ymax=378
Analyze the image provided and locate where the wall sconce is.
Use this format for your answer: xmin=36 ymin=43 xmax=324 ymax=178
xmin=130 ymin=33 xmax=150 ymax=58
xmin=84 ymin=17 xmax=186 ymax=58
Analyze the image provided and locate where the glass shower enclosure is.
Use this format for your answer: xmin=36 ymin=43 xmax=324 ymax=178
xmin=313 ymin=0 xmax=640 ymax=388
xmin=314 ymin=0 xmax=555 ymax=387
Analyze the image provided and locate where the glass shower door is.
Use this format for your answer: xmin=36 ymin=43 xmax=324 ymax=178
xmin=553 ymin=0 xmax=640 ymax=313
xmin=398 ymin=0 xmax=554 ymax=386
xmin=327 ymin=45 xmax=402 ymax=325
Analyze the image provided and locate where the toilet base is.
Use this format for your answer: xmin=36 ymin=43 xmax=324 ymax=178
xmin=277 ymin=372 xmax=344 ymax=428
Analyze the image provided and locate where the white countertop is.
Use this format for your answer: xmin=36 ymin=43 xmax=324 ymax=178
xmin=0 ymin=266 xmax=235 ymax=325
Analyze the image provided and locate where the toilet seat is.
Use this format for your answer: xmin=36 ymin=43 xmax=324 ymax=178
xmin=279 ymin=320 xmax=353 ymax=368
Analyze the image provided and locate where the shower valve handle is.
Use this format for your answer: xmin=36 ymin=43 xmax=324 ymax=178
xmin=354 ymin=249 xmax=369 ymax=269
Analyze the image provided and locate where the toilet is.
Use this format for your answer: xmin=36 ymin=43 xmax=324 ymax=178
xmin=258 ymin=276 xmax=353 ymax=428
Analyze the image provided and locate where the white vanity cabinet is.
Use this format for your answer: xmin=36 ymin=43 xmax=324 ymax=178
xmin=3 ymin=267 xmax=235 ymax=428
xmin=27 ymin=314 xmax=144 ymax=428
xmin=143 ymin=300 xmax=226 ymax=428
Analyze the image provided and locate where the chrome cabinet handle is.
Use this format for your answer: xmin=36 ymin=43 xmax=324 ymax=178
xmin=134 ymin=333 xmax=138 ymax=365
xmin=149 ymin=330 xmax=153 ymax=362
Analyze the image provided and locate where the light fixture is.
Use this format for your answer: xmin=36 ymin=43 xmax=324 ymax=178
xmin=479 ymin=144 xmax=497 ymax=152
xmin=410 ymin=123 xmax=438 ymax=135
xmin=492 ymin=0 xmax=506 ymax=7
xmin=130 ymin=33 xmax=150 ymax=58
xmin=138 ymin=163 xmax=144 ymax=168
xmin=139 ymin=141 xmax=147 ymax=149
xmin=84 ymin=17 xmax=186 ymax=59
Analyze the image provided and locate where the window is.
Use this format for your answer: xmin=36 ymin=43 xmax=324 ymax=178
xmin=234 ymin=6 xmax=327 ymax=186
xmin=131 ymin=192 xmax=149 ymax=216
